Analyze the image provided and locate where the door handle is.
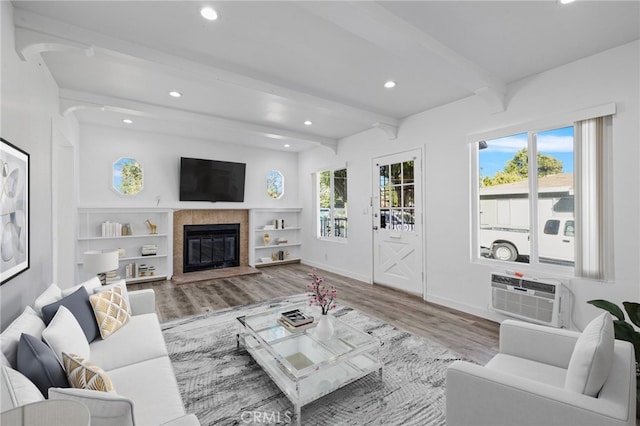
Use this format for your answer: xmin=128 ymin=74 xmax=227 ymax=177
xmin=373 ymin=226 xmax=378 ymax=230
xmin=562 ymin=239 xmax=570 ymax=243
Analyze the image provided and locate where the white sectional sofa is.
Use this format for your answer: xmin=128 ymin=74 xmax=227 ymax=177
xmin=0 ymin=279 xmax=200 ymax=426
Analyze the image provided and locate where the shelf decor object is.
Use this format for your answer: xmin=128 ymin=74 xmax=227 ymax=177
xmin=0 ymin=138 xmax=30 ymax=285
xmin=83 ymin=250 xmax=119 ymax=285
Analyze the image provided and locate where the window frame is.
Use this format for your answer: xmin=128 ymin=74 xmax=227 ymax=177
xmin=315 ymin=165 xmax=348 ymax=242
xmin=469 ymin=104 xmax=615 ymax=280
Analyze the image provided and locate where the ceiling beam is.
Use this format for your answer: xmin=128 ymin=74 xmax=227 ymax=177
xmin=59 ymin=89 xmax=338 ymax=152
xmin=13 ymin=8 xmax=399 ymax=132
xmin=299 ymin=2 xmax=506 ymax=113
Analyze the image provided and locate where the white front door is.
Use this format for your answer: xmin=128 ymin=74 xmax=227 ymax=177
xmin=372 ymin=150 xmax=423 ymax=296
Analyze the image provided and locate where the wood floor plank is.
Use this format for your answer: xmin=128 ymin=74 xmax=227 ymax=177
xmin=128 ymin=263 xmax=499 ymax=364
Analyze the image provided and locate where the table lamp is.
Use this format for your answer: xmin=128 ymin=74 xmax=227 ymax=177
xmin=83 ymin=250 xmax=119 ymax=285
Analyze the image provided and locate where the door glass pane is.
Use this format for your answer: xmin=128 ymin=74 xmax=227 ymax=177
xmin=478 ymin=133 xmax=530 ymax=263
xmin=537 ymin=126 xmax=574 ymax=266
xmin=390 ymin=186 xmax=401 ymax=208
xmin=403 ymin=161 xmax=414 ymax=184
xmin=388 ymin=209 xmax=402 ymax=230
xmin=390 ymin=163 xmax=402 ymax=185
xmin=403 ymin=209 xmax=415 ymax=232
xmin=380 ymin=188 xmax=389 ymax=208
xmin=403 ymin=185 xmax=414 ymax=208
xmin=379 ymin=165 xmax=389 ymax=186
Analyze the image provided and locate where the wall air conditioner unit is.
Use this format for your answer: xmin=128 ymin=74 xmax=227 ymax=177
xmin=491 ymin=273 xmax=565 ymax=328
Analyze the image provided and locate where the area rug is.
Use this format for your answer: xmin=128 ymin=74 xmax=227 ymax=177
xmin=161 ymin=294 xmax=465 ymax=425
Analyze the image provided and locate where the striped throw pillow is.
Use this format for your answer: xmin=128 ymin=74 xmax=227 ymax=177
xmin=62 ymin=353 xmax=114 ymax=392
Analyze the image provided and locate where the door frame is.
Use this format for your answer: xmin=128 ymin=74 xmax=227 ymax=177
xmin=371 ymin=148 xmax=425 ymax=298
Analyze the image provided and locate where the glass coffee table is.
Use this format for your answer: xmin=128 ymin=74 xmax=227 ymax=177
xmin=237 ymin=302 xmax=382 ymax=425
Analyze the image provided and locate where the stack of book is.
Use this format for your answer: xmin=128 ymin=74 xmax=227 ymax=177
xmin=279 ymin=309 xmax=314 ymax=329
xmin=141 ymin=244 xmax=157 ymax=256
xmin=105 ymin=270 xmax=120 ymax=283
xmin=101 ymin=221 xmax=123 ymax=237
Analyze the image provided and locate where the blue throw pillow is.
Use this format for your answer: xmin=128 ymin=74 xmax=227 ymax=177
xmin=16 ymin=333 xmax=69 ymax=397
xmin=41 ymin=287 xmax=100 ymax=343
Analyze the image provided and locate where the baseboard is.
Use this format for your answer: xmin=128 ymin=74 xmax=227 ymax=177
xmin=425 ymin=294 xmax=504 ymax=324
xmin=300 ymin=259 xmax=371 ymax=284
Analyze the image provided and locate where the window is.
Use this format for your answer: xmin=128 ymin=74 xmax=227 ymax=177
xmin=474 ymin=114 xmax=611 ymax=279
xmin=318 ymin=168 xmax=348 ymax=238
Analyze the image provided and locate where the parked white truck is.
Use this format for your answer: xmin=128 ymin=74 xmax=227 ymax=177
xmin=480 ymin=217 xmax=575 ymax=265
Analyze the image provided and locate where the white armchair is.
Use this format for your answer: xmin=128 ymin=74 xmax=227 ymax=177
xmin=446 ymin=318 xmax=636 ymax=426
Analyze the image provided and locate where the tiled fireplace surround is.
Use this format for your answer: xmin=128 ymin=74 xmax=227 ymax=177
xmin=173 ymin=209 xmax=249 ymax=276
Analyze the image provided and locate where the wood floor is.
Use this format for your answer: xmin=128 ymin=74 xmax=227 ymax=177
xmin=128 ymin=263 xmax=499 ymax=364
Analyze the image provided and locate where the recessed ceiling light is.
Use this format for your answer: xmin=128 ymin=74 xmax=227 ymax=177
xmin=559 ymin=0 xmax=575 ymax=3
xmin=384 ymin=80 xmax=396 ymax=89
xmin=169 ymin=91 xmax=182 ymax=98
xmin=200 ymin=7 xmax=219 ymax=21
xmin=304 ymin=120 xmax=312 ymax=126
xmin=123 ymin=119 xmax=133 ymax=124
xmin=284 ymin=144 xmax=291 ymax=148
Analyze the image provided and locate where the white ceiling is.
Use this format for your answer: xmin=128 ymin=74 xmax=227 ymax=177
xmin=11 ymin=1 xmax=640 ymax=152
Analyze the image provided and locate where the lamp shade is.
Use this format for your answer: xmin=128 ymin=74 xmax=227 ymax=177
xmin=83 ymin=250 xmax=119 ymax=275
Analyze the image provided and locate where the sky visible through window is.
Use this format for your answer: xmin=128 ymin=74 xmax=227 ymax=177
xmin=480 ymin=126 xmax=574 ymax=178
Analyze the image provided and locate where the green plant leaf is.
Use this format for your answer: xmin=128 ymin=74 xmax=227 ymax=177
xmin=613 ymin=320 xmax=640 ymax=362
xmin=623 ymin=302 xmax=640 ymax=328
xmin=587 ymin=299 xmax=625 ymax=321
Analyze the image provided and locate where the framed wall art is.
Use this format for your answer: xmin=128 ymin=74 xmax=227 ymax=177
xmin=1 ymin=138 xmax=29 ymax=284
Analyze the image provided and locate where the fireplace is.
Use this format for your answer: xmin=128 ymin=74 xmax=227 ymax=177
xmin=183 ymin=223 xmax=240 ymax=273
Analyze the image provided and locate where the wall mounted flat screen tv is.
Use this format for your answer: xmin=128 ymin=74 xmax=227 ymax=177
xmin=179 ymin=157 xmax=246 ymax=202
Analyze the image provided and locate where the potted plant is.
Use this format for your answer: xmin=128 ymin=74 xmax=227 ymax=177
xmin=587 ymin=299 xmax=640 ymax=403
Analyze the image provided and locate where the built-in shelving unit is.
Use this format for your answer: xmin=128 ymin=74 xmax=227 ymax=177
xmin=249 ymin=208 xmax=302 ymax=267
xmin=77 ymin=208 xmax=173 ymax=284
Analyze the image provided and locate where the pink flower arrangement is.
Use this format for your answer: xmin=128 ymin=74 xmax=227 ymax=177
xmin=307 ymin=269 xmax=337 ymax=315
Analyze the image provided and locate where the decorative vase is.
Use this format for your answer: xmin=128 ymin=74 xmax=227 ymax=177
xmin=315 ymin=314 xmax=334 ymax=341
xmin=263 ymin=233 xmax=270 ymax=246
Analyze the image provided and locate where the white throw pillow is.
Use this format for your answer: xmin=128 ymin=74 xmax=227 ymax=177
xmin=32 ymin=284 xmax=63 ymax=316
xmin=94 ymin=280 xmax=131 ymax=314
xmin=0 ymin=366 xmax=44 ymax=412
xmin=62 ymin=277 xmax=102 ymax=297
xmin=41 ymin=306 xmax=90 ymax=365
xmin=565 ymin=311 xmax=614 ymax=396
xmin=0 ymin=306 xmax=46 ymax=369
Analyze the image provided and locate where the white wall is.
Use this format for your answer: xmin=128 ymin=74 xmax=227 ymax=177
xmin=299 ymin=41 xmax=640 ymax=329
xmin=0 ymin=2 xmax=79 ymax=328
xmin=77 ymin=124 xmax=300 ymax=209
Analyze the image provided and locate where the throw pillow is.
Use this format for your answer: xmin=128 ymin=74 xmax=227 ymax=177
xmin=565 ymin=311 xmax=615 ymax=397
xmin=0 ymin=366 xmax=44 ymax=412
xmin=41 ymin=306 xmax=90 ymax=364
xmin=61 ymin=277 xmax=102 ymax=298
xmin=0 ymin=306 xmax=45 ymax=369
xmin=93 ymin=280 xmax=132 ymax=314
xmin=62 ymin=352 xmax=115 ymax=392
xmin=32 ymin=284 xmax=62 ymax=316
xmin=41 ymin=286 xmax=100 ymax=343
xmin=89 ymin=286 xmax=131 ymax=339
xmin=16 ymin=334 xmax=69 ymax=398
